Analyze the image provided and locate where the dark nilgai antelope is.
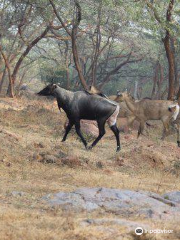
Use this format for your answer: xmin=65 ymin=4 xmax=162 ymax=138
xmin=38 ymin=84 xmax=121 ymax=151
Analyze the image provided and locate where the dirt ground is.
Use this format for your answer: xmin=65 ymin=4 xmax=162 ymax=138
xmin=0 ymin=96 xmax=180 ymax=240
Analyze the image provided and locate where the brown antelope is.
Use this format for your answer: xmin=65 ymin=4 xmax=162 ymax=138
xmin=109 ymin=95 xmax=151 ymax=131
xmin=169 ymin=106 xmax=180 ymax=147
xmin=116 ymin=91 xmax=180 ymax=146
xmin=109 ymin=95 xmax=138 ymax=129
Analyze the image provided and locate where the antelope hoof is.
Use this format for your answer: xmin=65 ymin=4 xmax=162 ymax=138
xmin=86 ymin=145 xmax=93 ymax=151
xmin=116 ymin=146 xmax=121 ymax=152
xmin=177 ymin=141 xmax=180 ymax=147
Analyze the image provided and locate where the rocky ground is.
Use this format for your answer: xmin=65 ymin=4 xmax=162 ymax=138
xmin=0 ymin=95 xmax=180 ymax=240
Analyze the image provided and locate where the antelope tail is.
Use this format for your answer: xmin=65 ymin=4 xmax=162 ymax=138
xmin=168 ymin=104 xmax=180 ymax=121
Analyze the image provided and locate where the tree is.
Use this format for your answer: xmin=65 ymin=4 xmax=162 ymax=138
xmin=136 ymin=0 xmax=180 ymax=99
xmin=49 ymin=0 xmax=88 ymax=90
xmin=0 ymin=0 xmax=50 ymax=97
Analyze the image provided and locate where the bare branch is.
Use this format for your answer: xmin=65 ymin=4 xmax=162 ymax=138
xmin=49 ymin=0 xmax=72 ymax=36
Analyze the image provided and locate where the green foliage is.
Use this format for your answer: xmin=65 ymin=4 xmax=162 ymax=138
xmin=40 ymin=67 xmax=66 ymax=86
xmin=0 ymin=0 xmax=180 ymax=97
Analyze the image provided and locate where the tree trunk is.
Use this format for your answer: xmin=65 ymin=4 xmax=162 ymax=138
xmin=171 ymin=37 xmax=178 ymax=93
xmin=0 ymin=46 xmax=14 ymax=97
xmin=71 ymin=33 xmax=88 ymax=90
xmin=65 ymin=41 xmax=70 ymax=90
xmin=163 ymin=0 xmax=175 ymax=100
xmin=163 ymin=33 xmax=175 ymax=100
xmin=157 ymin=63 xmax=164 ymax=99
xmin=177 ymin=87 xmax=180 ymax=101
xmin=147 ymin=0 xmax=175 ymax=100
xmin=161 ymin=86 xmax=168 ymax=99
xmin=134 ymin=80 xmax=138 ymax=100
xmin=10 ymin=26 xmax=50 ymax=89
xmin=15 ymin=70 xmax=27 ymax=96
xmin=71 ymin=1 xmax=88 ymax=90
xmin=66 ymin=66 xmax=70 ymax=90
xmin=91 ymin=0 xmax=102 ymax=86
xmin=151 ymin=63 xmax=158 ymax=99
xmin=0 ymin=68 xmax=6 ymax=93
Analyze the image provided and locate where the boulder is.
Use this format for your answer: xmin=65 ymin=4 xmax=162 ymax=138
xmin=163 ymin=191 xmax=180 ymax=204
xmin=42 ymin=187 xmax=180 ymax=220
xmin=80 ymin=120 xmax=99 ymax=137
xmin=64 ymin=119 xmax=99 ymax=137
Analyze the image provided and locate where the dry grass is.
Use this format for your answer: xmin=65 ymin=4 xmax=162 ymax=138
xmin=0 ymin=97 xmax=180 ymax=240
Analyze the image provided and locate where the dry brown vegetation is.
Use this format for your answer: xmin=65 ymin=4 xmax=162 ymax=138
xmin=0 ymin=96 xmax=180 ymax=240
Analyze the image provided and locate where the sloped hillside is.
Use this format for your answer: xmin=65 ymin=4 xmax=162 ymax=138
xmin=0 ymin=96 xmax=180 ymax=240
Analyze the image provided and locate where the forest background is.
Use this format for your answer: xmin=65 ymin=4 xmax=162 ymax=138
xmin=0 ymin=0 xmax=180 ymax=100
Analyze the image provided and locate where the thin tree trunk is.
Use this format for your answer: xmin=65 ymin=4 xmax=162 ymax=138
xmin=146 ymin=0 xmax=175 ymax=100
xmin=177 ymin=87 xmax=180 ymax=101
xmin=163 ymin=0 xmax=175 ymax=100
xmin=99 ymin=54 xmax=142 ymax=89
xmin=163 ymin=33 xmax=175 ymax=100
xmin=156 ymin=63 xmax=164 ymax=99
xmin=11 ymin=26 xmax=50 ymax=86
xmin=64 ymin=41 xmax=70 ymax=89
xmin=0 ymin=46 xmax=14 ymax=97
xmin=16 ymin=70 xmax=27 ymax=96
xmin=134 ymin=80 xmax=138 ymax=100
xmin=49 ymin=0 xmax=88 ymax=90
xmin=151 ymin=63 xmax=158 ymax=99
xmin=71 ymin=1 xmax=88 ymax=90
xmin=161 ymin=86 xmax=168 ymax=99
xmin=171 ymin=37 xmax=178 ymax=93
xmin=91 ymin=0 xmax=102 ymax=86
xmin=5 ymin=26 xmax=49 ymax=96
xmin=0 ymin=68 xmax=6 ymax=93
xmin=72 ymin=33 xmax=88 ymax=90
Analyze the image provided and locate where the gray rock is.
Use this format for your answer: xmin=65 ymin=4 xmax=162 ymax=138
xmin=42 ymin=187 xmax=180 ymax=220
xmin=162 ymin=191 xmax=180 ymax=203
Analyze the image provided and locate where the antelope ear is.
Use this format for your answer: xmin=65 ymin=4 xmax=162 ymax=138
xmin=52 ymin=84 xmax=57 ymax=90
